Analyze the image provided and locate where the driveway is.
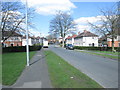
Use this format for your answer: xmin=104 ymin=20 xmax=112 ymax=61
xmin=48 ymin=45 xmax=118 ymax=88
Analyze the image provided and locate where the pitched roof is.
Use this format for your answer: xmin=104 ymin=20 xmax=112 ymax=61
xmin=66 ymin=36 xmax=71 ymax=39
xmin=2 ymin=31 xmax=22 ymax=37
xmin=22 ymin=36 xmax=41 ymax=39
xmin=66 ymin=35 xmax=77 ymax=39
xmin=99 ymin=36 xmax=107 ymax=41
xmin=72 ymin=35 xmax=77 ymax=38
xmin=75 ymin=30 xmax=98 ymax=38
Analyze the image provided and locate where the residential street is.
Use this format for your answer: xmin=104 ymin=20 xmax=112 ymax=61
xmin=48 ymin=45 xmax=118 ymax=88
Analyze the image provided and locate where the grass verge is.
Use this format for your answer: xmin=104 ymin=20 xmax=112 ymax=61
xmin=78 ymin=51 xmax=119 ymax=60
xmin=2 ymin=51 xmax=36 ymax=85
xmin=44 ymin=50 xmax=102 ymax=88
xmin=90 ymin=50 xmax=119 ymax=55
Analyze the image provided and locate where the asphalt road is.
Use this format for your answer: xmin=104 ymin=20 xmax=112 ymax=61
xmin=48 ymin=45 xmax=118 ymax=88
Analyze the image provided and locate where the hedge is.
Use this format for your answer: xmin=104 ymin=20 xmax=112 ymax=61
xmin=2 ymin=46 xmax=42 ymax=53
xmin=74 ymin=46 xmax=120 ymax=52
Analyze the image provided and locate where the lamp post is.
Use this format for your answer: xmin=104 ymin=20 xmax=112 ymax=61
xmin=26 ymin=0 xmax=29 ymax=66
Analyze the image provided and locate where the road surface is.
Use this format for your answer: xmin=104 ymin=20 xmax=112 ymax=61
xmin=48 ymin=45 xmax=118 ymax=88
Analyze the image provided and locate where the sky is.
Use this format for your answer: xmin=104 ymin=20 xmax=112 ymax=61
xmin=2 ymin=0 xmax=119 ymax=37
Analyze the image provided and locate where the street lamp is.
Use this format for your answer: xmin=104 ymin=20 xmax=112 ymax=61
xmin=26 ymin=0 xmax=29 ymax=66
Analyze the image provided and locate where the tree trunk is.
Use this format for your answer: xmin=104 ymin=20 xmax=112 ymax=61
xmin=111 ymin=37 xmax=115 ymax=52
xmin=62 ymin=37 xmax=64 ymax=48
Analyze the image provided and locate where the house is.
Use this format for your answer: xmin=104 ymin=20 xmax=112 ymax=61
xmin=22 ymin=36 xmax=42 ymax=46
xmin=98 ymin=36 xmax=107 ymax=47
xmin=36 ymin=36 xmax=42 ymax=45
xmin=48 ymin=38 xmax=58 ymax=44
xmin=58 ymin=38 xmax=63 ymax=44
xmin=22 ymin=36 xmax=33 ymax=46
xmin=99 ymin=34 xmax=120 ymax=47
xmin=107 ymin=35 xmax=120 ymax=47
xmin=74 ymin=30 xmax=99 ymax=47
xmin=2 ymin=31 xmax=22 ymax=47
xmin=65 ymin=35 xmax=77 ymax=45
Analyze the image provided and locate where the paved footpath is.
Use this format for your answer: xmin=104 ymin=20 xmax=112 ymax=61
xmin=3 ymin=49 xmax=52 ymax=88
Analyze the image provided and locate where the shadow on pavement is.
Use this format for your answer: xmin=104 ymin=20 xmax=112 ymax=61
xmin=29 ymin=54 xmax=49 ymax=66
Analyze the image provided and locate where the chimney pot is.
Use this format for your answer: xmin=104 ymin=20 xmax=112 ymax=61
xmin=84 ymin=30 xmax=87 ymax=33
xmin=78 ymin=31 xmax=80 ymax=35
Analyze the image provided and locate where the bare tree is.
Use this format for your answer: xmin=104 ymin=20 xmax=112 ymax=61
xmin=1 ymin=2 xmax=34 ymax=42
xmin=88 ymin=3 xmax=119 ymax=52
xmin=49 ymin=11 xmax=77 ymax=47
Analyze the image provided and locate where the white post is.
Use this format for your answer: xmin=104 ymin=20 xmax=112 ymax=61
xmin=26 ymin=0 xmax=29 ymax=66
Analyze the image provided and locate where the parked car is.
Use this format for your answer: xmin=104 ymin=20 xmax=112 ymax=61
xmin=66 ymin=44 xmax=74 ymax=50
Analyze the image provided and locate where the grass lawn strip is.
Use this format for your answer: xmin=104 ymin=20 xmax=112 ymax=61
xmin=90 ymin=50 xmax=119 ymax=56
xmin=78 ymin=50 xmax=118 ymax=60
xmin=44 ymin=50 xmax=102 ymax=88
xmin=2 ymin=51 xmax=36 ymax=85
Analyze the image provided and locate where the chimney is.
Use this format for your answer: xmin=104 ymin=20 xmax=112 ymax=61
xmin=84 ymin=30 xmax=87 ymax=33
xmin=78 ymin=31 xmax=80 ymax=35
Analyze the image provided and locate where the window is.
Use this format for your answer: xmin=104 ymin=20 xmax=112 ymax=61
xmin=15 ymin=37 xmax=19 ymax=40
xmin=119 ymin=43 xmax=120 ymax=47
xmin=89 ymin=44 xmax=91 ymax=46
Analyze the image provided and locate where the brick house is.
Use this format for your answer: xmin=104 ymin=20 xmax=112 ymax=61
xmin=2 ymin=31 xmax=22 ymax=47
xmin=98 ymin=34 xmax=120 ymax=47
xmin=107 ymin=35 xmax=120 ymax=47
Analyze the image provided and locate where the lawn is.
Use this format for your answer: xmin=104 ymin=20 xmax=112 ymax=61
xmin=2 ymin=51 xmax=36 ymax=85
xmin=90 ymin=50 xmax=119 ymax=55
xmin=44 ymin=50 xmax=102 ymax=88
xmin=79 ymin=51 xmax=119 ymax=60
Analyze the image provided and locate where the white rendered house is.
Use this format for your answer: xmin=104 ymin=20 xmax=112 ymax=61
xmin=22 ymin=36 xmax=42 ymax=46
xmin=66 ymin=35 xmax=77 ymax=45
xmin=74 ymin=30 xmax=99 ymax=47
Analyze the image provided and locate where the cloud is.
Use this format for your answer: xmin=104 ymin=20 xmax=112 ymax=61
xmin=29 ymin=29 xmax=41 ymax=36
xmin=75 ymin=16 xmax=105 ymax=24
xmin=21 ymin=0 xmax=76 ymax=15
xmin=74 ymin=16 xmax=106 ymax=32
xmin=29 ymin=29 xmax=49 ymax=37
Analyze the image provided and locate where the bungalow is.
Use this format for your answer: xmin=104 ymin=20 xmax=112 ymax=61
xmin=74 ymin=30 xmax=99 ymax=47
xmin=2 ymin=31 xmax=22 ymax=47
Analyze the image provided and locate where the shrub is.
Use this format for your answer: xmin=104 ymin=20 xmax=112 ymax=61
xmin=3 ymin=46 xmax=42 ymax=53
xmin=74 ymin=46 xmax=120 ymax=52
